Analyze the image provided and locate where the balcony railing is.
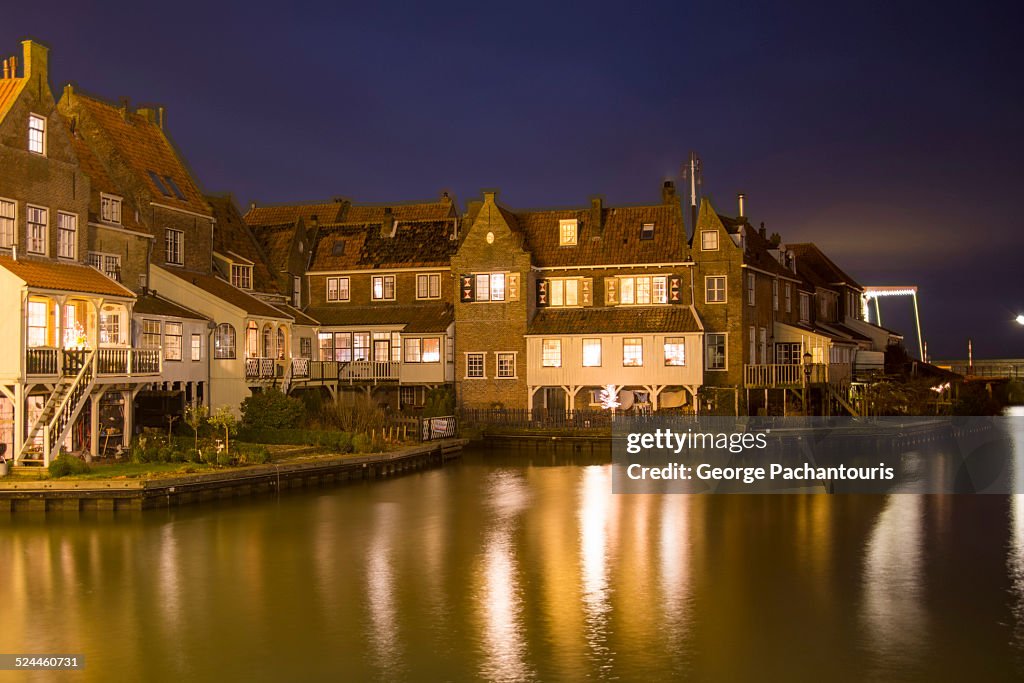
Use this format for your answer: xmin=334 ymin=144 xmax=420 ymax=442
xmin=291 ymin=357 xmax=309 ymax=379
xmin=245 ymin=357 xmax=281 ymax=380
xmin=306 ymin=360 xmax=400 ymax=384
xmin=744 ymin=363 xmax=828 ymax=388
xmin=26 ymin=347 xmax=161 ymax=378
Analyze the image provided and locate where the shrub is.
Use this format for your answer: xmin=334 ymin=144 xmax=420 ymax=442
xmin=422 ymin=386 xmax=455 ymax=417
xmin=352 ymin=433 xmax=373 ymax=453
xmin=49 ymin=454 xmax=90 ymax=478
xmin=235 ymin=427 xmax=353 ymax=453
xmin=238 ymin=444 xmax=271 ymax=465
xmin=240 ymin=389 xmax=305 ymax=429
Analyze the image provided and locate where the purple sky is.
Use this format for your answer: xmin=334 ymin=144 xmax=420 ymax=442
xmin=5 ymin=0 xmax=1023 ymax=358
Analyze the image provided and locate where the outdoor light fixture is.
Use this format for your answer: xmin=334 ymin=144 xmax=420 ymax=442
xmin=1015 ymin=314 xmax=1024 ymax=326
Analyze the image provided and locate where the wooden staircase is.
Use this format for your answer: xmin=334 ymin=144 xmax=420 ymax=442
xmin=16 ymin=350 xmax=97 ymax=466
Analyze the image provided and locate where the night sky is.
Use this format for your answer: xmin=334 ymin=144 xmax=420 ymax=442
xmin=5 ymin=1 xmax=1023 ymax=359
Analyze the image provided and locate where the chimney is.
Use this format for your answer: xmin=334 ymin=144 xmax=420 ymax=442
xmin=590 ymin=196 xmax=603 ymax=233
xmin=2 ymin=59 xmax=8 ymax=79
xmin=441 ymin=190 xmax=451 ymax=203
xmin=483 ymin=190 xmax=497 ymax=203
xmin=119 ymin=97 xmax=130 ymax=121
xmin=249 ymin=201 xmax=256 ymax=211
xmin=136 ymin=107 xmax=155 ymax=124
xmin=21 ymin=40 xmax=47 ymax=84
xmin=759 ymin=221 xmax=767 ymax=239
xmin=9 ymin=56 xmax=16 ymax=78
xmin=157 ymin=106 xmax=165 ymax=130
xmin=661 ymin=180 xmax=677 ymax=205
xmin=737 ymin=193 xmax=746 ymax=219
xmin=380 ymin=207 xmax=395 ymax=238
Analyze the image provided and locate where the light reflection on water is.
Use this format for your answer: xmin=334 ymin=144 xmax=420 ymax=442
xmin=0 ymin=445 xmax=1023 ymax=680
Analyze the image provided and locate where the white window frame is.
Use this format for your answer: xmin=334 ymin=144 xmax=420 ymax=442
xmin=28 ymin=113 xmax=46 ymax=156
xmin=465 ymin=352 xmax=486 ymax=379
xmin=495 ymin=351 xmax=517 ymax=379
xmin=372 ymin=275 xmax=396 ymax=301
xmin=26 ymin=205 xmax=47 ymax=255
xmin=191 ymin=333 xmax=202 ymax=361
xmin=230 ymin=264 xmax=252 ymax=290
xmin=701 ymin=230 xmax=719 ymax=251
xmin=706 ymin=333 xmax=728 ymax=371
xmin=549 ymin=278 xmax=580 ymax=307
xmin=559 ymin=219 xmax=578 ymax=246
xmin=326 ymin=276 xmax=350 ymax=302
xmin=88 ymin=251 xmax=121 ymax=281
xmin=705 ymin=275 xmax=726 ymax=304
xmin=799 ymin=292 xmax=811 ymax=323
xmin=541 ymin=339 xmax=561 ymax=367
xmin=141 ymin=319 xmax=162 ymax=350
xmin=640 ymin=223 xmax=655 ymax=240
xmin=416 ymin=273 xmax=442 ymax=300
xmin=293 ymin=276 xmax=301 ymax=307
xmin=100 ymin=194 xmax=122 ymax=225
xmin=664 ymin=337 xmax=686 ymax=366
xmin=57 ymin=212 xmax=77 ymax=259
xmin=772 ymin=279 xmax=779 ymax=311
xmin=747 ymin=272 xmax=756 ymax=306
xmin=474 ymin=272 xmax=506 ymax=302
xmin=165 ymin=228 xmax=184 ymax=266
xmin=165 ymin=322 xmax=183 ymax=361
xmin=0 ymin=198 xmax=16 ymax=249
xmin=623 ymin=337 xmax=643 ymax=367
xmin=582 ymin=338 xmax=602 ymax=367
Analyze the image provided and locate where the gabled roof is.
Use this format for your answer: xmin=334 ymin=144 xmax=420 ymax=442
xmin=206 ymin=194 xmax=281 ymax=296
xmin=134 ymin=292 xmax=208 ymax=320
xmin=245 ymin=202 xmax=346 ymax=227
xmin=66 ymin=130 xmax=147 ymax=232
xmin=512 ymin=204 xmax=687 ymax=268
xmin=305 ymin=303 xmax=453 ymax=333
xmin=0 ymin=76 xmax=26 ymax=124
xmin=309 ymin=219 xmax=458 ymax=271
xmin=64 ymin=91 xmax=211 ymax=217
xmin=527 ymin=306 xmax=702 ymax=335
xmin=155 ymin=266 xmax=290 ymax=320
xmin=788 ymin=243 xmax=862 ymax=290
xmin=274 ymin=303 xmax=318 ymax=326
xmin=251 ymin=223 xmax=299 ymax=272
xmin=0 ymin=255 xmax=135 ymax=298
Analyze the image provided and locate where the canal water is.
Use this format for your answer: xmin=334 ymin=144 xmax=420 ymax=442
xmin=3 ymin=439 xmax=1024 ymax=681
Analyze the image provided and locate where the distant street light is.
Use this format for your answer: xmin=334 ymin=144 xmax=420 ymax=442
xmin=1015 ymin=314 xmax=1024 ymax=326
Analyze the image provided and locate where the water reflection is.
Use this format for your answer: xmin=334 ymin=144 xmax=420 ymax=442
xmin=861 ymin=495 xmax=927 ymax=673
xmin=579 ymin=465 xmax=615 ymax=675
xmin=365 ymin=503 xmax=403 ymax=679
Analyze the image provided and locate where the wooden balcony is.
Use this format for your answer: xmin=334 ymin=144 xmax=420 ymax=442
xmin=26 ymin=347 xmax=161 ymax=379
xmin=744 ymin=363 xmax=828 ymax=388
xmin=302 ymin=360 xmax=400 ymax=385
xmin=245 ymin=357 xmax=282 ymax=381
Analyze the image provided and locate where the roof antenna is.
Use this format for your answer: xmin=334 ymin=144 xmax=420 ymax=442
xmin=682 ymin=151 xmax=702 ymax=239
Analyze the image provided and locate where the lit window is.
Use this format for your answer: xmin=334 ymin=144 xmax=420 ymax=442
xmin=26 ymin=206 xmax=47 ymax=254
xmin=277 ymin=328 xmax=286 ymax=360
xmin=640 ymin=223 xmax=655 ymax=240
xmin=191 ymin=334 xmax=202 ymax=361
xmin=747 ymin=272 xmax=755 ymax=306
xmin=583 ymin=339 xmax=601 ymax=367
xmin=214 ymin=323 xmax=236 ymax=359
xmin=473 ymin=273 xmax=505 ymax=301
xmin=490 ymin=273 xmax=505 ymax=301
xmin=335 ymin=333 xmax=353 ymax=362
xmin=653 ymin=277 xmax=667 ymax=304
xmin=405 ymin=338 xmax=422 ymax=363
xmin=542 ymin=339 xmax=561 ymax=367
xmin=635 ymin=277 xmax=651 ymax=305
xmin=620 ymin=277 xmax=634 ymax=305
xmin=706 ymin=333 xmax=727 ymax=370
xmin=417 ymin=273 xmax=441 ymax=299
xmin=372 ymin=275 xmax=395 ymax=300
xmin=299 ymin=337 xmax=312 ymax=359
xmin=623 ymin=338 xmax=643 ymax=367
xmin=87 ymin=252 xmax=120 ymax=280
xmin=165 ymin=322 xmax=183 ymax=360
xmin=231 ymin=264 xmax=252 ymax=289
xmin=99 ymin=309 xmax=121 ymax=345
xmin=706 ymin=276 xmax=726 ymax=303
xmin=28 ymin=114 xmax=46 ymax=155
xmin=165 ymin=228 xmax=183 ymax=265
xmin=353 ymin=333 xmax=370 ymax=361
xmin=549 ymin=279 xmax=579 ymax=307
xmin=466 ymin=352 xmax=485 ymax=378
xmin=559 ymin=219 xmax=577 ymax=246
xmin=57 ymin=212 xmax=77 ymax=259
xmin=142 ymin=320 xmax=161 ymax=350
xmin=664 ymin=337 xmax=686 ymax=366
xmin=27 ymin=301 xmax=47 ymax=347
xmin=422 ymin=338 xmax=440 ymax=363
xmin=701 ymin=230 xmax=718 ymax=251
xmin=100 ymin=195 xmax=122 ymax=224
xmin=0 ymin=198 xmax=13 ymax=249
xmin=327 ymin=277 xmax=350 ymax=302
xmin=496 ymin=352 xmax=516 ymax=378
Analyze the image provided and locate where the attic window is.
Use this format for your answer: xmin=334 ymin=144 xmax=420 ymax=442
xmin=640 ymin=223 xmax=655 ymax=240
xmin=231 ymin=264 xmax=252 ymax=290
xmin=332 ymin=240 xmax=345 ymax=256
xmin=100 ymin=194 xmax=122 ymax=224
xmin=163 ymin=176 xmax=186 ymax=200
xmin=147 ymin=171 xmax=172 ymax=197
xmin=559 ymin=219 xmax=578 ymax=246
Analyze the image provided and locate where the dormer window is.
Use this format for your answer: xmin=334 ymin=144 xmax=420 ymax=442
xmin=28 ymin=114 xmax=46 ymax=155
xmin=559 ymin=219 xmax=578 ymax=246
xmin=640 ymin=223 xmax=655 ymax=240
xmin=701 ymin=230 xmax=719 ymax=251
xmin=231 ymin=264 xmax=253 ymax=289
xmin=100 ymin=194 xmax=122 ymax=224
xmin=332 ymin=240 xmax=345 ymax=256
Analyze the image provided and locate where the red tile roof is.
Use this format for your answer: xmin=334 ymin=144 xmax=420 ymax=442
xmin=155 ymin=266 xmax=290 ymax=320
xmin=527 ymin=306 xmax=702 ymax=335
xmin=511 ymin=204 xmax=688 ymax=268
xmin=134 ymin=293 xmax=208 ymax=320
xmin=788 ymin=243 xmax=862 ymax=290
xmin=66 ymin=130 xmax=147 ymax=231
xmin=309 ymin=220 xmax=457 ymax=271
xmin=274 ymin=303 xmax=318 ymax=326
xmin=251 ymin=223 xmax=298 ymax=272
xmin=0 ymin=255 xmax=135 ymax=298
xmin=0 ymin=77 xmax=26 ymax=123
xmin=305 ymin=303 xmax=454 ymax=333
xmin=206 ymin=194 xmax=282 ymax=296
xmin=245 ymin=202 xmax=346 ymax=227
xmin=66 ymin=92 xmax=211 ymax=217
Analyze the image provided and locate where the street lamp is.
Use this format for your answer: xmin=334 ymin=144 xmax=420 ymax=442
xmin=802 ymin=351 xmax=813 ymax=416
xmin=1016 ymin=314 xmax=1024 ymax=326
